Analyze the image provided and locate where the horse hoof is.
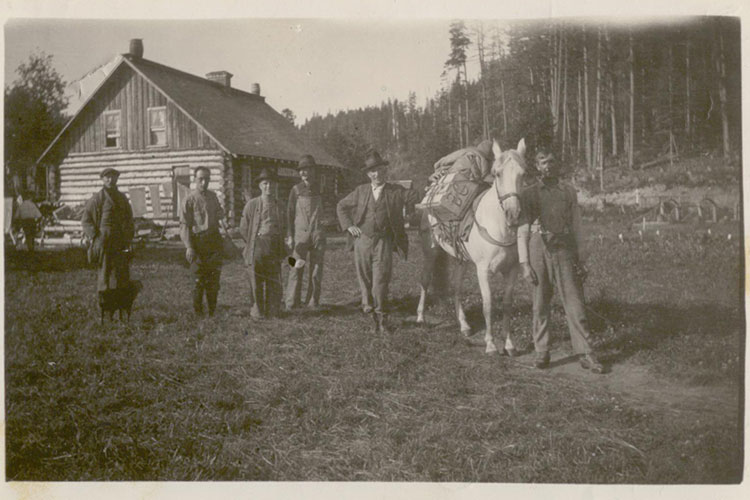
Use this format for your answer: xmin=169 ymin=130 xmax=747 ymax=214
xmin=503 ymin=348 xmax=520 ymax=357
xmin=485 ymin=345 xmax=499 ymax=355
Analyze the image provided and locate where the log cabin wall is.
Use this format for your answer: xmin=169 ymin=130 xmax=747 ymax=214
xmin=58 ymin=150 xmax=227 ymax=219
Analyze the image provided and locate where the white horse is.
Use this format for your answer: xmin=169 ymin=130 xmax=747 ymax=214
xmin=417 ymin=138 xmax=527 ymax=355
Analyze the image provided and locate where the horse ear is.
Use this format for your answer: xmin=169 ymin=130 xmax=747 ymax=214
xmin=516 ymin=138 xmax=526 ymax=157
xmin=492 ymin=139 xmax=502 ymax=159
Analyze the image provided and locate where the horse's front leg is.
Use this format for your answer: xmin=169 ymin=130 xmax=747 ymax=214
xmin=453 ymin=262 xmax=471 ymax=335
xmin=476 ymin=266 xmax=498 ymax=354
xmin=500 ymin=265 xmax=519 ymax=356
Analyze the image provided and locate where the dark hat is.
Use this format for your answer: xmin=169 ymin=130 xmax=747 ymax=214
xmin=362 ymin=149 xmax=389 ymax=171
xmin=256 ymin=168 xmax=277 ymax=184
xmin=297 ymin=154 xmax=317 ymax=171
xmin=100 ymin=167 xmax=120 ymax=178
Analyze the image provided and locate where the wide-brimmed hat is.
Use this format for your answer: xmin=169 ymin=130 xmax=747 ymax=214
xmin=361 ymin=149 xmax=389 ymax=171
xmin=297 ymin=154 xmax=317 ymax=171
xmin=256 ymin=168 xmax=277 ymax=184
xmin=100 ymin=167 xmax=120 ymax=178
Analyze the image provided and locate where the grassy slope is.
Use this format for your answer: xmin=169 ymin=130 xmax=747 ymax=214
xmin=4 ymin=224 xmax=743 ymax=482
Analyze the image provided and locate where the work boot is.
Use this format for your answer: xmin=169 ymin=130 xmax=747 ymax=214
xmin=534 ymin=351 xmax=551 ymax=369
xmin=580 ymin=353 xmax=605 ymax=374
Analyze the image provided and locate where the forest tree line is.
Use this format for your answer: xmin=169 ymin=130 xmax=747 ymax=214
xmin=300 ymin=17 xmax=741 ymax=190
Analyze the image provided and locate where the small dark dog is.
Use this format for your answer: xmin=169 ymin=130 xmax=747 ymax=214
xmin=98 ymin=280 xmax=143 ymax=324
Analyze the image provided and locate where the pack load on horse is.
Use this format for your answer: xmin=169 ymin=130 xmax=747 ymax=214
xmin=417 ymin=138 xmax=528 ymax=356
xmin=416 ymin=139 xmax=496 ymax=260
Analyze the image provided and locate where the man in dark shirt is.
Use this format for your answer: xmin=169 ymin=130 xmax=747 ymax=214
xmin=517 ymin=148 xmax=605 ymax=373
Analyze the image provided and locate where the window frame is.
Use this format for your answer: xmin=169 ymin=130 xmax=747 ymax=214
xmin=103 ymin=110 xmax=121 ymax=149
xmin=147 ymin=106 xmax=168 ymax=148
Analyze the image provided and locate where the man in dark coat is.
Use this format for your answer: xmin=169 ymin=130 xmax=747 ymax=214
xmin=337 ymin=149 xmax=419 ymax=333
xmin=240 ymin=168 xmax=286 ymax=319
xmin=180 ymin=166 xmax=227 ymax=317
xmin=285 ymin=154 xmax=327 ymax=310
xmin=81 ymin=167 xmax=135 ymax=299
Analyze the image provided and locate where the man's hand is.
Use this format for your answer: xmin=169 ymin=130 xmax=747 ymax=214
xmin=347 ymin=226 xmax=362 ymax=238
xmin=186 ymin=247 xmax=196 ymax=264
xmin=521 ymin=262 xmax=538 ymax=286
xmin=285 ymin=236 xmax=294 ymax=249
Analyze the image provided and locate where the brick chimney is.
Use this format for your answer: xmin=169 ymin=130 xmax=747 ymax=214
xmin=250 ymin=83 xmax=261 ymax=96
xmin=129 ymin=39 xmax=143 ymax=59
xmin=206 ymin=71 xmax=233 ymax=87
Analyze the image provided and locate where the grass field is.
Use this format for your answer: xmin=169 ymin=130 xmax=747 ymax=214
xmin=4 ymin=219 xmax=744 ymax=482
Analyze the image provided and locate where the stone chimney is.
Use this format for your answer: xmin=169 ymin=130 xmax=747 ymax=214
xmin=129 ymin=39 xmax=143 ymax=59
xmin=206 ymin=71 xmax=233 ymax=87
xmin=250 ymin=83 xmax=261 ymax=96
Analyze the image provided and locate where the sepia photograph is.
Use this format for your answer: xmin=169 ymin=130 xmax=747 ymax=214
xmin=2 ymin=0 xmax=747 ymax=497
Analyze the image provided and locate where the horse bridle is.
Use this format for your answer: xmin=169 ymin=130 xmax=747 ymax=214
xmin=494 ymin=153 xmax=524 ymax=214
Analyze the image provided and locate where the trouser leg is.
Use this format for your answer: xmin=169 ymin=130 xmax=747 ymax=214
xmin=371 ymin=237 xmax=393 ymax=316
xmin=285 ymin=264 xmax=303 ymax=309
xmin=306 ymin=246 xmax=325 ymax=306
xmin=354 ymin=235 xmax=375 ymax=311
xmin=530 ymin=235 xmax=554 ymax=353
xmin=205 ymin=265 xmax=221 ymax=316
xmin=267 ymin=260 xmax=282 ymax=317
xmin=551 ymin=248 xmax=594 ymax=355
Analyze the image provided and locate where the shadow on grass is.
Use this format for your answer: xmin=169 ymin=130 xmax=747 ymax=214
xmin=585 ymin=299 xmax=743 ymax=366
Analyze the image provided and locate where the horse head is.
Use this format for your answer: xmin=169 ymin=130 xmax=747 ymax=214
xmin=490 ymin=138 xmax=527 ymax=226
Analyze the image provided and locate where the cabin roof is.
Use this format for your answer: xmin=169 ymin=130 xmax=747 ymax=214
xmin=38 ymin=54 xmax=343 ymax=169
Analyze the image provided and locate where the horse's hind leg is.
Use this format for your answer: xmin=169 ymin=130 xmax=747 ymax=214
xmin=500 ymin=265 xmax=519 ymax=356
xmin=417 ymin=239 xmax=434 ymax=324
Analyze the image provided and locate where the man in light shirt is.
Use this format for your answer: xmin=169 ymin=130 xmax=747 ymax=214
xmin=336 ymin=149 xmax=419 ymax=333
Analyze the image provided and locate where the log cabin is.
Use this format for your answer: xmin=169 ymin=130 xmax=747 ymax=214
xmin=36 ymin=39 xmax=346 ymax=225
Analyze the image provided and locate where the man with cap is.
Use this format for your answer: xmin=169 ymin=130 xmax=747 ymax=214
xmin=337 ymin=149 xmax=419 ymax=333
xmin=517 ymin=146 xmax=606 ymax=374
xmin=180 ymin=166 xmax=228 ymax=317
xmin=81 ymin=167 xmax=135 ymax=303
xmin=240 ymin=168 xmax=286 ymax=319
xmin=285 ymin=154 xmax=327 ymax=310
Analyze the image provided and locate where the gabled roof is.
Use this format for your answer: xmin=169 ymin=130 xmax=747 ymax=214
xmin=38 ymin=54 xmax=343 ymax=169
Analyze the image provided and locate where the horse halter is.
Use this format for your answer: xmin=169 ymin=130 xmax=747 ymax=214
xmin=493 ymin=153 xmax=524 ymax=213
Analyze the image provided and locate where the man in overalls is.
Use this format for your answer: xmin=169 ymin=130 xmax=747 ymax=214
xmin=81 ymin=168 xmax=135 ymax=301
xmin=517 ymin=148 xmax=605 ymax=374
xmin=285 ymin=155 xmax=326 ymax=310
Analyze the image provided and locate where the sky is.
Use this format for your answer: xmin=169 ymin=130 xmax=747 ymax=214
xmin=4 ymin=17 xmax=456 ymax=124
xmin=4 ymin=0 xmax=745 ymax=125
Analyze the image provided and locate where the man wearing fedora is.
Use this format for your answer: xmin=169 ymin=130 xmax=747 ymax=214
xmin=337 ymin=149 xmax=419 ymax=333
xmin=240 ymin=168 xmax=286 ymax=319
xmin=180 ymin=166 xmax=228 ymax=317
xmin=285 ymin=154 xmax=327 ymax=310
xmin=81 ymin=167 xmax=135 ymax=302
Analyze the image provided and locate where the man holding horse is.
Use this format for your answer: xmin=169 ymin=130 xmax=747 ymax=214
xmin=337 ymin=149 xmax=419 ymax=334
xmin=517 ymin=147 xmax=606 ymax=374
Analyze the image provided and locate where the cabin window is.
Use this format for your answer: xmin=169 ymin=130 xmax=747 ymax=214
xmin=104 ymin=110 xmax=121 ymax=148
xmin=148 ymin=107 xmax=167 ymax=146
